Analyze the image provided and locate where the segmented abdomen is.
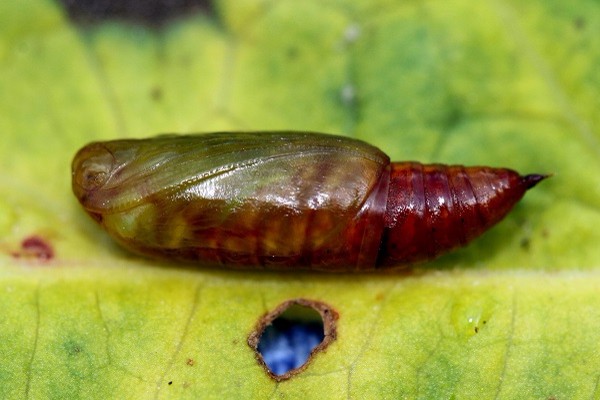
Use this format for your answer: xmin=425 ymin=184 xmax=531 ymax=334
xmin=378 ymin=162 xmax=541 ymax=266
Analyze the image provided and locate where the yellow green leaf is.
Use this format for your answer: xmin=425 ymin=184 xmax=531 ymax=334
xmin=1 ymin=0 xmax=599 ymax=398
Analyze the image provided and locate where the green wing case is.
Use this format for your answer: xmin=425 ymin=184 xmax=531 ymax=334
xmin=72 ymin=132 xmax=391 ymax=270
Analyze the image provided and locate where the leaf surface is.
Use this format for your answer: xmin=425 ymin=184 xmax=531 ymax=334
xmin=1 ymin=0 xmax=599 ymax=398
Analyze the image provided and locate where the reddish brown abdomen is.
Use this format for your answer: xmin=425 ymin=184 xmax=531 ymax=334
xmin=377 ymin=162 xmax=541 ymax=266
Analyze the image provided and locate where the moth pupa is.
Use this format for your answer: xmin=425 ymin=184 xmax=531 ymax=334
xmin=72 ymin=132 xmax=547 ymax=271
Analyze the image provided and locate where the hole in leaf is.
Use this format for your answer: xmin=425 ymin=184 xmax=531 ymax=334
xmin=258 ymin=305 xmax=324 ymax=375
xmin=248 ymin=299 xmax=338 ymax=381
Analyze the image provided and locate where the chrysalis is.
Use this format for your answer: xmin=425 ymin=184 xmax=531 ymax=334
xmin=72 ymin=132 xmax=547 ymax=271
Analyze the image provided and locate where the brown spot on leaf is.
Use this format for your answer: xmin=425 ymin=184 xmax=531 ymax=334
xmin=186 ymin=358 xmax=195 ymax=366
xmin=150 ymin=86 xmax=163 ymax=102
xmin=541 ymin=228 xmax=550 ymax=238
xmin=247 ymin=298 xmax=338 ymax=381
xmin=286 ymin=46 xmax=299 ymax=60
xmin=11 ymin=235 xmax=54 ymax=261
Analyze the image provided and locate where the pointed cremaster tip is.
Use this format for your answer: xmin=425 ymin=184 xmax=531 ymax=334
xmin=522 ymin=173 xmax=551 ymax=189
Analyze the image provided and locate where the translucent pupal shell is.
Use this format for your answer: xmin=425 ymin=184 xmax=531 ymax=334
xmin=72 ymin=132 xmax=546 ymax=271
xmin=72 ymin=132 xmax=391 ymax=271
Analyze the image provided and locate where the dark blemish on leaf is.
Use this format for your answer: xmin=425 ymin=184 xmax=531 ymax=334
xmin=11 ymin=236 xmax=54 ymax=261
xmin=541 ymin=228 xmax=550 ymax=239
xmin=64 ymin=340 xmax=83 ymax=356
xmin=150 ymin=86 xmax=163 ymax=102
xmin=286 ymin=46 xmax=299 ymax=60
xmin=168 ymin=381 xmax=173 ymax=385
xmin=443 ymin=104 xmax=464 ymax=131
xmin=475 ymin=320 xmax=488 ymax=333
xmin=59 ymin=0 xmax=214 ymax=26
xmin=520 ymin=237 xmax=530 ymax=250
xmin=186 ymin=358 xmax=195 ymax=366
xmin=247 ymin=298 xmax=338 ymax=382
xmin=573 ymin=16 xmax=585 ymax=30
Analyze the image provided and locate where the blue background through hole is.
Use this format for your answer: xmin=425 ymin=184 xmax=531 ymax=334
xmin=257 ymin=318 xmax=325 ymax=376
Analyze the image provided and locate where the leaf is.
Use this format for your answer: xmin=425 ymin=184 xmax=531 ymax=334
xmin=1 ymin=0 xmax=599 ymax=398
